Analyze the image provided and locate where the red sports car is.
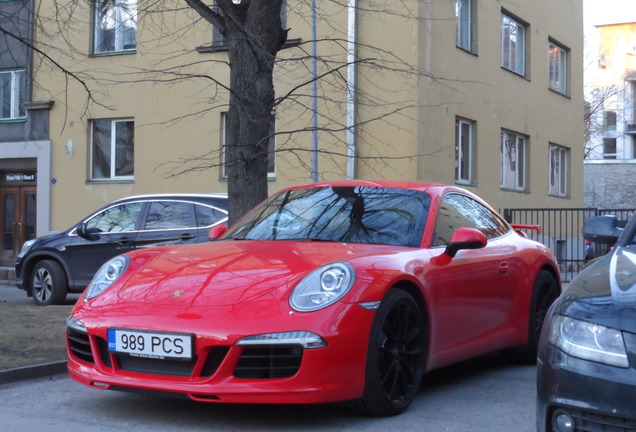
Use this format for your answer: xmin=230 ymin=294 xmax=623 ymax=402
xmin=67 ymin=181 xmax=561 ymax=415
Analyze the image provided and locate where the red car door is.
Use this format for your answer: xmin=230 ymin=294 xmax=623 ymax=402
xmin=424 ymin=193 xmax=521 ymax=368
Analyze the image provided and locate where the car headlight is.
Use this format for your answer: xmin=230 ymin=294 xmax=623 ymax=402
xmin=548 ymin=315 xmax=629 ymax=368
xmin=85 ymin=255 xmax=129 ymax=300
xmin=290 ymin=262 xmax=355 ymax=312
xmin=17 ymin=239 xmax=36 ymax=258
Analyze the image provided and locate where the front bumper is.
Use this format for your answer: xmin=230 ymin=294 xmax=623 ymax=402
xmin=67 ymin=301 xmax=375 ymax=405
xmin=537 ymin=344 xmax=636 ymax=432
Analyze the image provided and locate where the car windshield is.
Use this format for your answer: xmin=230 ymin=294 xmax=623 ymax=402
xmin=225 ymin=186 xmax=430 ymax=247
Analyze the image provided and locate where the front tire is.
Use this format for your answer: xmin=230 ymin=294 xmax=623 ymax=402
xmin=356 ymin=289 xmax=427 ymax=416
xmin=31 ymin=260 xmax=68 ymax=306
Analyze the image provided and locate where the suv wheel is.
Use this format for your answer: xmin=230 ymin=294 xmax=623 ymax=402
xmin=31 ymin=260 xmax=68 ymax=306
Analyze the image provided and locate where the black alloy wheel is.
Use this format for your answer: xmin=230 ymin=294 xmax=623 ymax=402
xmin=357 ymin=288 xmax=427 ymax=416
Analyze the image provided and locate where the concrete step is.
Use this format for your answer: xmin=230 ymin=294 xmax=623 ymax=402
xmin=0 ymin=267 xmax=16 ymax=284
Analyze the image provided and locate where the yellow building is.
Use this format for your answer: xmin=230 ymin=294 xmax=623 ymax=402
xmin=0 ymin=0 xmax=584 ymax=261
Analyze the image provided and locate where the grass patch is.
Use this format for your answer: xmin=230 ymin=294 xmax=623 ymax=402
xmin=0 ymin=304 xmax=71 ymax=369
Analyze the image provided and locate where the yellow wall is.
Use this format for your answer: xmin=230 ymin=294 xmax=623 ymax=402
xmin=32 ymin=0 xmax=584 ymax=231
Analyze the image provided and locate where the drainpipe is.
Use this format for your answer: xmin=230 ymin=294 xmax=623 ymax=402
xmin=346 ymin=0 xmax=357 ymax=179
xmin=311 ymin=0 xmax=319 ymax=182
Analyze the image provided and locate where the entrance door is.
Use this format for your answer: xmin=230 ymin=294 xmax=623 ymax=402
xmin=1 ymin=187 xmax=36 ymax=260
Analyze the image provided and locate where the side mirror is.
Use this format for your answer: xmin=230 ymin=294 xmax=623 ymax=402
xmin=208 ymin=224 xmax=228 ymax=240
xmin=76 ymin=222 xmax=101 ymax=241
xmin=583 ymin=215 xmax=622 ymax=245
xmin=444 ymin=227 xmax=487 ymax=258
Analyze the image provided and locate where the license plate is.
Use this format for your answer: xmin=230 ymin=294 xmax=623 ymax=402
xmin=107 ymin=328 xmax=193 ymax=360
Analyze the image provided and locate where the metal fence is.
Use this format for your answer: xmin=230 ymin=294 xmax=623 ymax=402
xmin=502 ymin=208 xmax=634 ymax=282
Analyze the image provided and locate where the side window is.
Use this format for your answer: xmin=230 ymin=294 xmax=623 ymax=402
xmin=86 ymin=202 xmax=143 ymax=233
xmin=194 ymin=204 xmax=227 ymax=228
xmin=144 ymin=202 xmax=195 ymax=230
xmin=434 ymin=194 xmax=509 ymax=246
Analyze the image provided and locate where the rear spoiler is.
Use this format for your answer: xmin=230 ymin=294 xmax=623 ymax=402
xmin=510 ymin=224 xmax=542 ymax=236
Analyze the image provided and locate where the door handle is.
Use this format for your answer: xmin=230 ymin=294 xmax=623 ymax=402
xmin=498 ymin=262 xmax=509 ymax=274
xmin=179 ymin=233 xmax=196 ymax=241
xmin=117 ymin=237 xmax=134 ymax=245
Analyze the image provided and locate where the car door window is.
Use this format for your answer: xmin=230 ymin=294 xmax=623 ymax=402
xmin=434 ymin=194 xmax=508 ymax=246
xmin=194 ymin=204 xmax=227 ymax=228
xmin=144 ymin=201 xmax=195 ymax=230
xmin=86 ymin=202 xmax=143 ymax=233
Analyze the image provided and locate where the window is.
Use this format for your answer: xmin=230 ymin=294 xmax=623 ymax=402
xmin=501 ymin=14 xmax=526 ymax=76
xmin=221 ymin=112 xmax=276 ymax=178
xmin=456 ymin=0 xmax=474 ymax=52
xmin=93 ymin=0 xmax=137 ymax=54
xmin=548 ymin=144 xmax=568 ymax=197
xmin=90 ymin=119 xmax=134 ymax=180
xmin=549 ymin=41 xmax=568 ymax=94
xmin=86 ymin=202 xmax=143 ymax=233
xmin=604 ymin=111 xmax=617 ymax=132
xmin=433 ymin=193 xmax=509 ymax=246
xmin=603 ymin=138 xmax=617 ymax=159
xmin=0 ymin=69 xmax=26 ymax=120
xmin=145 ymin=202 xmax=194 ymax=230
xmin=455 ymin=118 xmax=475 ymax=184
xmin=500 ymin=130 xmax=527 ymax=191
xmin=194 ymin=204 xmax=227 ymax=227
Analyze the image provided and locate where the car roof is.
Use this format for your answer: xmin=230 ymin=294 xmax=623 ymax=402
xmin=112 ymin=193 xmax=228 ymax=203
xmin=284 ymin=180 xmax=445 ymax=193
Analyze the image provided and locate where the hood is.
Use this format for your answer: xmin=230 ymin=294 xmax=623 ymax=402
xmin=115 ymin=240 xmax=397 ymax=306
xmin=559 ymin=245 xmax=636 ymax=333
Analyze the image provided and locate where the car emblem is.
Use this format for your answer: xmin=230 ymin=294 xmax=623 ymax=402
xmin=172 ymin=290 xmax=185 ymax=298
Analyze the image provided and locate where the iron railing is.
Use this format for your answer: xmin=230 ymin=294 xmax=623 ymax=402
xmin=502 ymin=208 xmax=634 ymax=282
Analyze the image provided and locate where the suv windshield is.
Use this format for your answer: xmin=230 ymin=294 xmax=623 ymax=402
xmin=225 ymin=186 xmax=430 ymax=247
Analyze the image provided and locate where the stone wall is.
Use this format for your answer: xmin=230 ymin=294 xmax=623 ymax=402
xmin=584 ymin=160 xmax=636 ymax=208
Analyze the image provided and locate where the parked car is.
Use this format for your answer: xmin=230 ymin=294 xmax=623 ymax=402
xmin=15 ymin=194 xmax=228 ymax=306
xmin=66 ymin=181 xmax=560 ymax=416
xmin=537 ymin=214 xmax=636 ymax=432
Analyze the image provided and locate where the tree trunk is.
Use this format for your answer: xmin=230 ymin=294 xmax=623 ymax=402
xmin=220 ymin=0 xmax=286 ymax=224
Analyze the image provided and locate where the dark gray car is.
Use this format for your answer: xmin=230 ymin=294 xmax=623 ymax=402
xmin=536 ymin=214 xmax=636 ymax=432
xmin=15 ymin=194 xmax=227 ymax=306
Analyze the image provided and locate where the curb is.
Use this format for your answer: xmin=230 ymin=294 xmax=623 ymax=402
xmin=0 ymin=361 xmax=67 ymax=385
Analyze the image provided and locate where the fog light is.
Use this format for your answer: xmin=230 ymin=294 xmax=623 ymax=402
xmin=552 ymin=410 xmax=575 ymax=432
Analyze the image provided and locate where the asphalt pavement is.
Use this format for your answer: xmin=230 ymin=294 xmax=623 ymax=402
xmin=0 ymin=281 xmax=32 ymax=304
xmin=0 ymin=281 xmax=81 ymax=305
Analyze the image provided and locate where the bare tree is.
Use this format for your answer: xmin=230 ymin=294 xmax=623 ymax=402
xmin=584 ymin=84 xmax=621 ymax=158
xmin=183 ymin=0 xmax=287 ymax=222
xmin=2 ymin=0 xmax=448 ymax=223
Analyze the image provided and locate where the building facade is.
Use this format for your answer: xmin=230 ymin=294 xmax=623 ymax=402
xmin=0 ymin=0 xmax=52 ymax=264
xmin=0 ymin=0 xmax=584 ymax=262
xmin=584 ymin=21 xmax=636 ymax=208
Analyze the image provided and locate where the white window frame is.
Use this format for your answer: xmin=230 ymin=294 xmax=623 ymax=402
xmin=456 ymin=0 xmax=474 ymax=52
xmin=0 ymin=69 xmax=26 ymax=120
xmin=93 ymin=0 xmax=137 ymax=54
xmin=501 ymin=14 xmax=526 ymax=76
xmin=455 ymin=118 xmax=475 ymax=184
xmin=90 ymin=118 xmax=135 ymax=181
xmin=221 ymin=112 xmax=276 ymax=179
xmin=549 ymin=41 xmax=568 ymax=94
xmin=548 ymin=144 xmax=568 ymax=197
xmin=500 ymin=130 xmax=527 ymax=191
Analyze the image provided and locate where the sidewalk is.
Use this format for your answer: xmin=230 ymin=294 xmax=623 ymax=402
xmin=0 ymin=266 xmax=15 ymax=285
